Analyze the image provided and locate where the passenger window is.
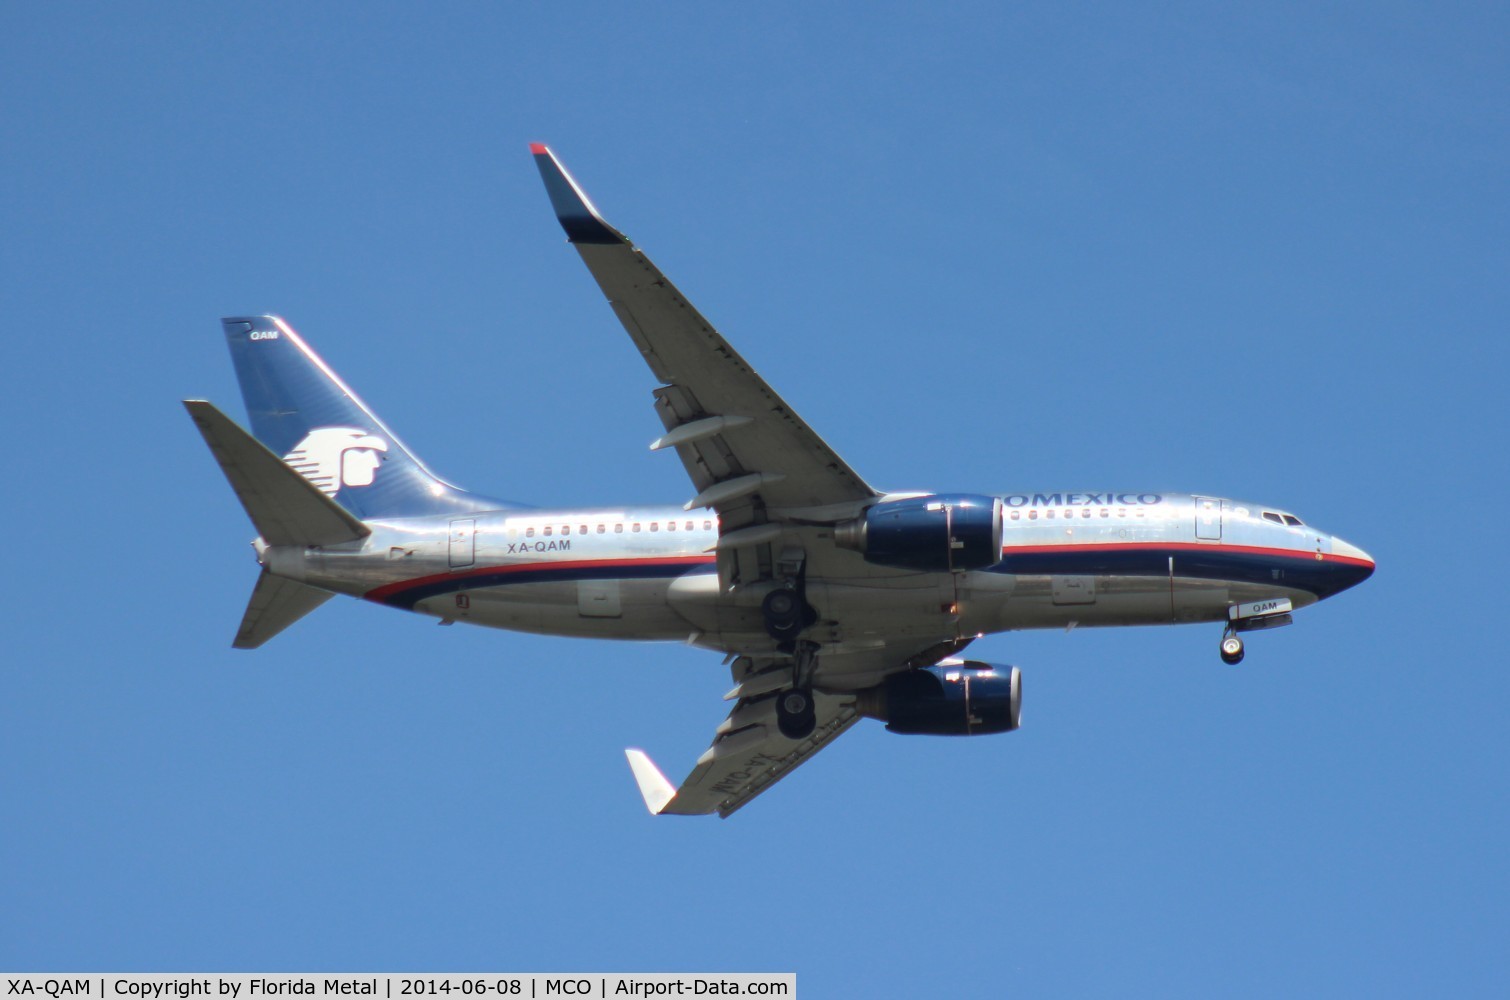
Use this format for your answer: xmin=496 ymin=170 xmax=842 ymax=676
xmin=1028 ymin=510 xmax=1038 ymax=520
xmin=1010 ymin=510 xmax=1020 ymax=520
xmin=543 ymin=526 xmax=553 ymax=536
xmin=685 ymin=521 xmax=694 ymax=531
xmin=1081 ymin=509 xmax=1090 ymax=518
xmin=596 ymin=524 xmax=605 ymax=534
xmin=667 ymin=521 xmax=676 ymax=531
xmin=650 ymin=522 xmax=659 ymax=532
xmin=614 ymin=523 xmax=624 ymax=533
xmin=633 ymin=523 xmax=641 ymax=532
xmin=1047 ymin=510 xmax=1055 ymax=519
xmin=526 ymin=527 xmax=535 ymax=538
xmin=1117 ymin=509 xmax=1126 ymax=517
xmin=1099 ymin=509 xmax=1109 ymax=518
xmin=703 ymin=520 xmax=713 ymax=530
xmin=579 ymin=525 xmax=587 ymax=534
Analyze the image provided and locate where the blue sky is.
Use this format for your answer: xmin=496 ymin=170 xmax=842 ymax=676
xmin=2 ymin=2 xmax=1506 ymax=995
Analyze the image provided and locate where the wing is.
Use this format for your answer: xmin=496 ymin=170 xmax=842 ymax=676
xmin=532 ymin=146 xmax=937 ymax=817
xmin=626 ymin=689 xmax=859 ymax=818
xmin=531 ymin=144 xmax=880 ymax=589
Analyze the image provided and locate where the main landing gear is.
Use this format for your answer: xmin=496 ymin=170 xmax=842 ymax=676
xmin=1220 ymin=628 xmax=1245 ymax=666
xmin=775 ymin=641 xmax=819 ymax=740
xmin=761 ymin=573 xmax=818 ymax=645
xmin=776 ymin=687 xmax=816 ymax=740
xmin=760 ymin=557 xmax=821 ymax=740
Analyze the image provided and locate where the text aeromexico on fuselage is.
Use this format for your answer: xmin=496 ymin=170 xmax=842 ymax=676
xmin=185 ymin=144 xmax=1375 ymax=818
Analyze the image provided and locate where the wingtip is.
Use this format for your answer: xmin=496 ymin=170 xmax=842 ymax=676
xmin=530 ymin=144 xmax=627 ymax=246
xmin=624 ymin=748 xmax=677 ymax=815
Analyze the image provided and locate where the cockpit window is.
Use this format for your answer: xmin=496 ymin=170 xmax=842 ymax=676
xmin=1263 ymin=510 xmax=1306 ymax=527
xmin=1262 ymin=512 xmax=1284 ymax=525
xmin=1283 ymin=514 xmax=1304 ymax=527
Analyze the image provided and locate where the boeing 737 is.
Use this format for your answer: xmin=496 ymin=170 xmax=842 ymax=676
xmin=185 ymin=144 xmax=1375 ymax=817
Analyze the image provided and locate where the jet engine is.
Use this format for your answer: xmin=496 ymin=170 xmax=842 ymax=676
xmin=834 ymin=494 xmax=1004 ymax=572
xmin=854 ymin=660 xmax=1022 ymax=736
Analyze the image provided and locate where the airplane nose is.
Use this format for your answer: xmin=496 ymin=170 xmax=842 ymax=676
xmin=1332 ymin=536 xmax=1374 ymax=567
xmin=1325 ymin=535 xmax=1376 ymax=595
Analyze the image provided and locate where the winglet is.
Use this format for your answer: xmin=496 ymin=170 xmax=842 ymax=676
xmin=624 ymin=748 xmax=677 ymax=815
xmin=530 ymin=143 xmax=628 ymax=245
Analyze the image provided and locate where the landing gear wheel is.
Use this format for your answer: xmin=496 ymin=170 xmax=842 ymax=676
xmin=762 ymin=586 xmax=815 ymax=642
xmin=765 ymin=590 xmax=797 ymax=617
xmin=776 ymin=687 xmax=817 ymax=740
xmin=1220 ymin=633 xmax=1245 ymax=666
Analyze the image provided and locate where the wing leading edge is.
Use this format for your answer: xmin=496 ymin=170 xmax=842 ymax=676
xmin=529 ymin=143 xmax=879 ymax=522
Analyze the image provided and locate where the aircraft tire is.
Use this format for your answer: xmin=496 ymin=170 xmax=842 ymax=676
xmin=1220 ymin=635 xmax=1245 ymax=665
xmin=776 ymin=688 xmax=816 ymax=740
xmin=763 ymin=587 xmax=813 ymax=642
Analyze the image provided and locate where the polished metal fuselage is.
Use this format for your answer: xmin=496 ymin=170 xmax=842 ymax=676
xmin=262 ymin=491 xmax=1373 ymax=689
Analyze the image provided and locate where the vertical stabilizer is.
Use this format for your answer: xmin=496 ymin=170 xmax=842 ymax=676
xmin=223 ymin=316 xmax=508 ymax=519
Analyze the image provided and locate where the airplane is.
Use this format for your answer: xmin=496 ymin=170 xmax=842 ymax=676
xmin=185 ymin=143 xmax=1376 ymax=818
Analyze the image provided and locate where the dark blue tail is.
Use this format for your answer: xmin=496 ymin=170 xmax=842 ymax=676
xmin=224 ymin=316 xmax=513 ymax=519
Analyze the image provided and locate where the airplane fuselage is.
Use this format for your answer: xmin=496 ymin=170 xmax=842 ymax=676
xmin=268 ymin=490 xmax=1373 ymax=690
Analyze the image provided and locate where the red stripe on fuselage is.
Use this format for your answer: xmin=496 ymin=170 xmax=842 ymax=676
xmin=364 ymin=554 xmax=716 ymax=603
xmin=999 ymin=540 xmax=1375 ymax=568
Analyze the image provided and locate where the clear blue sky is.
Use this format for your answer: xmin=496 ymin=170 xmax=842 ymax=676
xmin=3 ymin=2 xmax=1506 ymax=995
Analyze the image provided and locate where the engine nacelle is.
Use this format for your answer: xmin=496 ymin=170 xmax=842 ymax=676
xmin=854 ymin=660 xmax=1022 ymax=736
xmin=834 ymin=493 xmax=1003 ymax=572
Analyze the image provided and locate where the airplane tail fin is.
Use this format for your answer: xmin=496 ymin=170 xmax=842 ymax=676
xmin=221 ymin=316 xmax=507 ymax=520
xmin=184 ymin=399 xmax=364 ymax=648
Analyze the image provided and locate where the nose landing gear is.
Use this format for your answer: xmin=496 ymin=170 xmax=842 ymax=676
xmin=1219 ymin=598 xmax=1295 ymax=665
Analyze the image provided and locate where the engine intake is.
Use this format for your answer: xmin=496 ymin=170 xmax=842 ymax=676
xmin=855 ymin=660 xmax=1022 ymax=736
xmin=834 ymin=493 xmax=1004 ymax=572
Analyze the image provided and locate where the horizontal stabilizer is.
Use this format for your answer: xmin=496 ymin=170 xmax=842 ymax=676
xmin=184 ymin=399 xmax=370 ymax=547
xmin=234 ymin=569 xmax=334 ymax=649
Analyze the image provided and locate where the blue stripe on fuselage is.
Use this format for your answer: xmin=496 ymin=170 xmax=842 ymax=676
xmin=371 ymin=560 xmax=714 ymax=610
xmin=991 ymin=544 xmax=1372 ymax=600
